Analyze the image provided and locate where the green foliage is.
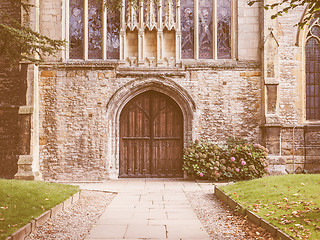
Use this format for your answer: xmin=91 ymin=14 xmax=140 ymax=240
xmin=0 ymin=20 xmax=65 ymax=65
xmin=0 ymin=179 xmax=79 ymax=240
xmin=220 ymin=174 xmax=320 ymax=239
xmin=0 ymin=0 xmax=65 ymax=66
xmin=182 ymin=137 xmax=269 ymax=181
xmin=247 ymin=0 xmax=320 ymax=28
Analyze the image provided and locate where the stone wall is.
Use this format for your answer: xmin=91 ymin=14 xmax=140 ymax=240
xmin=238 ymin=0 xmax=261 ymax=60
xmin=38 ymin=61 xmax=262 ymax=181
xmin=2 ymin=0 xmax=319 ymax=180
xmin=262 ymin=6 xmax=320 ymax=173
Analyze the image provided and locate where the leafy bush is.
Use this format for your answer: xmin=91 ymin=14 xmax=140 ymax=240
xmin=182 ymin=137 xmax=269 ymax=181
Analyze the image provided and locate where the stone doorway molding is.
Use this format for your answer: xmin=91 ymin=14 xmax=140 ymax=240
xmin=105 ymin=77 xmax=196 ymax=179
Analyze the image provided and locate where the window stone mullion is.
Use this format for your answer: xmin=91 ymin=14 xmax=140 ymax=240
xmin=194 ymin=0 xmax=199 ymax=60
xmin=212 ymin=0 xmax=217 ymax=59
xmin=84 ymin=0 xmax=88 ymax=60
xmin=157 ymin=0 xmax=163 ymax=66
xmin=175 ymin=0 xmax=181 ymax=64
xmin=65 ymin=0 xmax=70 ymax=60
xmin=138 ymin=0 xmax=144 ymax=65
xmin=120 ymin=0 xmax=126 ymax=61
xmin=102 ymin=2 xmax=107 ymax=60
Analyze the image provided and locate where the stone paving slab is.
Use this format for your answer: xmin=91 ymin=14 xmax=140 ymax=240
xmin=83 ymin=179 xmax=212 ymax=240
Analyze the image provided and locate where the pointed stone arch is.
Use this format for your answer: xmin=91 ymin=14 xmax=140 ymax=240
xmin=105 ymin=77 xmax=196 ymax=178
xmin=296 ymin=14 xmax=320 ymax=122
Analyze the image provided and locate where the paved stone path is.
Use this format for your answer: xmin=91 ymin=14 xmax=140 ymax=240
xmin=79 ymin=179 xmax=213 ymax=240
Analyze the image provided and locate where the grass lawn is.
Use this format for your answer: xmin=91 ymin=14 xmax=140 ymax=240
xmin=220 ymin=174 xmax=320 ymax=239
xmin=0 ymin=179 xmax=79 ymax=240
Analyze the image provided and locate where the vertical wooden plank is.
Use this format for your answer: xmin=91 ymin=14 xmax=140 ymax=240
xmin=120 ymin=91 xmax=183 ymax=178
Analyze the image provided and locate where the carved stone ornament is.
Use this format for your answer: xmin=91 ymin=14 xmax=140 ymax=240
xmin=145 ymin=0 xmax=157 ymax=30
xmin=127 ymin=0 xmax=138 ymax=30
xmin=163 ymin=0 xmax=175 ymax=30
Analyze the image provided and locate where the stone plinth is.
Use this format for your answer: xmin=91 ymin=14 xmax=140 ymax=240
xmin=14 ymin=155 xmax=35 ymax=180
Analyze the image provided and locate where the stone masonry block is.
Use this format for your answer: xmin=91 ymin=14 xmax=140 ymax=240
xmin=72 ymin=191 xmax=80 ymax=204
xmin=11 ymin=222 xmax=32 ymax=240
xmin=17 ymin=155 xmax=32 ymax=165
xmin=63 ymin=196 xmax=72 ymax=210
xmin=260 ymin=218 xmax=277 ymax=236
xmin=34 ymin=210 xmax=51 ymax=227
xmin=40 ymin=71 xmax=56 ymax=78
xmin=50 ymin=202 xmax=63 ymax=218
xmin=18 ymin=106 xmax=33 ymax=115
xmin=247 ymin=210 xmax=261 ymax=227
xmin=277 ymin=228 xmax=294 ymax=240
xmin=227 ymin=197 xmax=238 ymax=210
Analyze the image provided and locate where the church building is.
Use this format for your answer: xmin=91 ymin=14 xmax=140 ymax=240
xmin=0 ymin=0 xmax=319 ymax=181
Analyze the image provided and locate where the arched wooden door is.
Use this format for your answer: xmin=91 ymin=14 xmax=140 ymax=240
xmin=120 ymin=91 xmax=183 ymax=177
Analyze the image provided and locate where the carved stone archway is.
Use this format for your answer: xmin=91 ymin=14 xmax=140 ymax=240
xmin=105 ymin=77 xmax=196 ymax=178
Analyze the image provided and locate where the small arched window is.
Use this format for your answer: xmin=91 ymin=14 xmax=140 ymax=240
xmin=306 ymin=18 xmax=320 ymax=120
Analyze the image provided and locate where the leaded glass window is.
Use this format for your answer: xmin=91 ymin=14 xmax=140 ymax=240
xmin=306 ymin=18 xmax=320 ymax=120
xmin=199 ymin=0 xmax=213 ymax=59
xmin=88 ymin=0 xmax=102 ymax=59
xmin=181 ymin=0 xmax=194 ymax=58
xmin=181 ymin=0 xmax=232 ymax=59
xmin=69 ymin=0 xmax=233 ymax=61
xmin=107 ymin=10 xmax=120 ymax=59
xmin=217 ymin=0 xmax=231 ymax=59
xmin=70 ymin=0 xmax=84 ymax=59
xmin=69 ymin=0 xmax=119 ymax=59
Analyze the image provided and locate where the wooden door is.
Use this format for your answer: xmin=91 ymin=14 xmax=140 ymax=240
xmin=120 ymin=91 xmax=183 ymax=177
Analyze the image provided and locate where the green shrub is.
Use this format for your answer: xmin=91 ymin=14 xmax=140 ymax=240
xmin=182 ymin=137 xmax=269 ymax=181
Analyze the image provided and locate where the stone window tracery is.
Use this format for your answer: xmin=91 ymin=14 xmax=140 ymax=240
xmin=68 ymin=0 xmax=233 ymax=62
xmin=306 ymin=18 xmax=320 ymax=120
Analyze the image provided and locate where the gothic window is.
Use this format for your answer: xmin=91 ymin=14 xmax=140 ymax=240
xmin=107 ymin=10 xmax=120 ymax=59
xmin=88 ymin=0 xmax=102 ymax=59
xmin=69 ymin=0 xmax=120 ymax=59
xmin=181 ymin=0 xmax=194 ymax=58
xmin=199 ymin=0 xmax=213 ymax=59
xmin=69 ymin=0 xmax=232 ymax=61
xmin=306 ymin=18 xmax=320 ymax=120
xmin=69 ymin=0 xmax=84 ymax=59
xmin=217 ymin=0 xmax=231 ymax=59
xmin=181 ymin=0 xmax=232 ymax=59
